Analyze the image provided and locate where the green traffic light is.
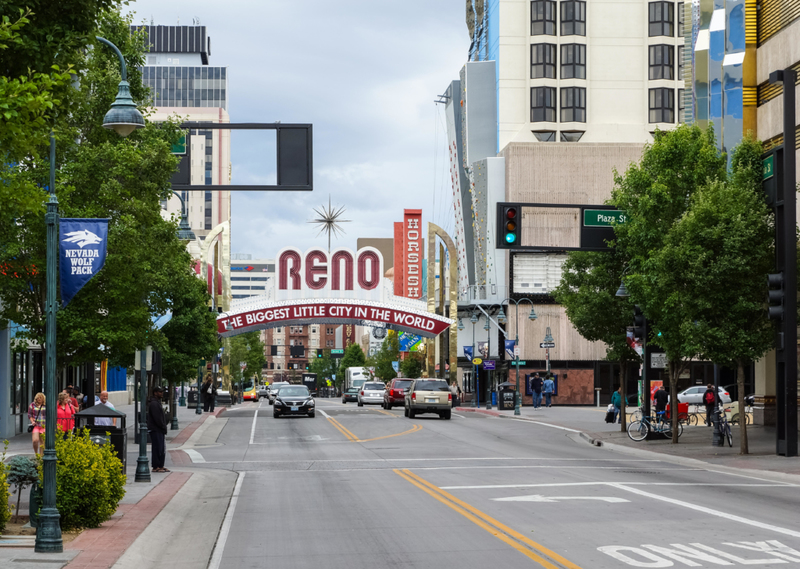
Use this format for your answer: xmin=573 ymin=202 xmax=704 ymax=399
xmin=505 ymin=233 xmax=516 ymax=244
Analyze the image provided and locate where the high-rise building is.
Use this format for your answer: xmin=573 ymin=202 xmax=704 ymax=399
xmin=230 ymin=256 xmax=275 ymax=301
xmin=133 ymin=24 xmax=231 ymax=242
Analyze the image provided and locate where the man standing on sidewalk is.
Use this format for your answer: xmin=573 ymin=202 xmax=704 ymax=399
xmin=95 ymin=391 xmax=117 ymax=427
xmin=542 ymin=375 xmax=554 ymax=407
xmin=147 ymin=386 xmax=169 ymax=473
xmin=531 ymin=373 xmax=543 ymax=409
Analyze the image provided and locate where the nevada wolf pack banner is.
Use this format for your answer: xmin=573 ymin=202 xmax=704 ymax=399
xmin=59 ymin=218 xmax=109 ymax=307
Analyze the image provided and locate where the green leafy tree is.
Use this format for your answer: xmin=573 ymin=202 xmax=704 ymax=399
xmin=399 ymin=352 xmax=424 ymax=379
xmin=228 ymin=332 xmax=266 ymax=386
xmin=660 ymin=137 xmax=773 ymax=453
xmin=308 ymin=349 xmax=338 ymax=389
xmin=612 ymin=124 xmax=726 ymax=442
xmin=338 ymin=343 xmax=367 ymax=390
xmin=368 ymin=332 xmax=399 ymax=381
xmin=552 ymin=249 xmax=640 ymax=429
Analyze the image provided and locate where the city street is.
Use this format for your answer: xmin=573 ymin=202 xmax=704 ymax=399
xmin=177 ymin=400 xmax=800 ymax=569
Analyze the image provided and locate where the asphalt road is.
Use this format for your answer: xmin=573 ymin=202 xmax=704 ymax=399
xmin=187 ymin=399 xmax=800 ymax=569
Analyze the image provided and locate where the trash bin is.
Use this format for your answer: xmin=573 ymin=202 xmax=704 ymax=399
xmin=74 ymin=405 xmax=128 ymax=471
xmin=188 ymin=387 xmax=199 ymax=409
xmin=498 ymin=382 xmax=516 ymax=411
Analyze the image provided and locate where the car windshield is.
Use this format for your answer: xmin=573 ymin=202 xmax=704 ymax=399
xmin=364 ymin=383 xmax=384 ymax=390
xmin=394 ymin=380 xmax=412 ymax=389
xmin=347 ymin=388 xmax=358 ymax=393
xmin=414 ymin=380 xmax=449 ymax=392
xmin=279 ymin=387 xmax=309 ymax=397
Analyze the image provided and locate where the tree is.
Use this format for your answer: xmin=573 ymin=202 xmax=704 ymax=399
xmin=368 ymin=332 xmax=399 ymax=381
xmin=612 ymin=125 xmax=727 ymax=442
xmin=660 ymin=137 xmax=773 ymax=453
xmin=399 ymin=352 xmax=424 ymax=379
xmin=552 ymin=249 xmax=640 ymax=430
xmin=228 ymin=332 xmax=266 ymax=385
xmin=338 ymin=343 xmax=366 ymax=390
xmin=308 ymin=349 xmax=337 ymax=389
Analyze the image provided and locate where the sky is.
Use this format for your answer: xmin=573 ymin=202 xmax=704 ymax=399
xmin=123 ymin=0 xmax=470 ymax=260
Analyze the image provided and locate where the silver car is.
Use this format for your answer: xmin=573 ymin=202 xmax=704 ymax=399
xmin=268 ymin=382 xmax=290 ymax=405
xmin=677 ymin=386 xmax=731 ymax=405
xmin=358 ymin=381 xmax=385 ymax=407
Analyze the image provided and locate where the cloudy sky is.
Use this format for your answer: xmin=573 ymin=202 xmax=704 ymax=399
xmin=124 ymin=0 xmax=469 ymax=260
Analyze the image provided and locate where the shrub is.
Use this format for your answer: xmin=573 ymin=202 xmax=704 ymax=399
xmin=7 ymin=455 xmax=39 ymax=522
xmin=37 ymin=429 xmax=127 ymax=530
xmin=0 ymin=443 xmax=11 ymax=532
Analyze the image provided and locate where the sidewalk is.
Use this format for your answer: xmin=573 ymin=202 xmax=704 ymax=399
xmin=455 ymin=403 xmax=800 ymax=477
xmin=1 ymin=400 xmax=235 ymax=569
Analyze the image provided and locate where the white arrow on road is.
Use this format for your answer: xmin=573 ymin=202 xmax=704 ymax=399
xmin=493 ymin=495 xmax=629 ymax=503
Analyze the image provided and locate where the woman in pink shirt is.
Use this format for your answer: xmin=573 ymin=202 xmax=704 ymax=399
xmin=56 ymin=392 xmax=76 ymax=435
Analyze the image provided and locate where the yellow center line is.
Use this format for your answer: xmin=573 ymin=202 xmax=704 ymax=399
xmin=358 ymin=424 xmax=421 ymax=442
xmin=326 ymin=415 xmax=422 ymax=442
xmin=373 ymin=409 xmax=398 ymax=418
xmin=326 ymin=416 xmax=357 ymax=441
xmin=398 ymin=469 xmax=583 ymax=569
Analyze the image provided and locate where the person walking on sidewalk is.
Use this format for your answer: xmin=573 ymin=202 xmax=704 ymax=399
xmin=542 ymin=375 xmax=554 ymax=407
xmin=28 ymin=392 xmax=46 ymax=456
xmin=702 ymin=384 xmax=719 ymax=427
xmin=654 ymin=385 xmax=669 ymax=425
xmin=530 ymin=374 xmax=543 ymax=409
xmin=202 ymin=374 xmax=217 ymax=413
xmin=611 ymin=387 xmax=623 ymax=424
xmin=450 ymin=381 xmax=461 ymax=407
xmin=147 ymin=386 xmax=170 ymax=473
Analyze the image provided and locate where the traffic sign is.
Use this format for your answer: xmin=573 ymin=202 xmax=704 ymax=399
xmin=483 ymin=360 xmax=496 ymax=370
xmin=514 ymin=345 xmax=520 ymax=357
xmin=513 ymin=361 xmax=527 ymax=365
xmin=472 ymin=357 xmax=483 ymax=366
xmin=331 ymin=349 xmax=344 ymax=354
xmin=763 ymin=154 xmax=774 ymax=180
xmin=583 ymin=210 xmax=627 ymax=227
xmin=540 ymin=342 xmax=555 ymax=349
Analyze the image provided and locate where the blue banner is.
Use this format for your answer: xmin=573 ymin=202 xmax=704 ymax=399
xmin=463 ymin=346 xmax=473 ymax=359
xmin=399 ymin=331 xmax=422 ymax=352
xmin=505 ymin=340 xmax=516 ymax=360
xmin=59 ymin=218 xmax=109 ymax=307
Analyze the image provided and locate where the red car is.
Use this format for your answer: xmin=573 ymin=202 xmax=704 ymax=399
xmin=383 ymin=378 xmax=413 ymax=410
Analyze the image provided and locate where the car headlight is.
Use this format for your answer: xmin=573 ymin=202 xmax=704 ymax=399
xmin=275 ymin=399 xmax=283 ymax=406
xmin=306 ymin=399 xmax=315 ymax=406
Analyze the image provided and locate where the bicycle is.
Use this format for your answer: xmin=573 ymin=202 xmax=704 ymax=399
xmin=627 ymin=411 xmax=684 ymax=441
xmin=716 ymin=407 xmax=733 ymax=447
xmin=626 ymin=407 xmax=643 ymax=423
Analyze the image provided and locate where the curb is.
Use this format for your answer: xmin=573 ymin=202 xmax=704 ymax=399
xmin=169 ymin=407 xmax=226 ymax=447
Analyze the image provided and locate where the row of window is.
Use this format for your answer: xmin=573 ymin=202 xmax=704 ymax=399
xmin=531 ymin=87 xmax=586 ymax=123
xmin=531 ymin=43 xmax=585 ymax=79
xmin=531 ymin=87 xmax=684 ymax=124
xmin=649 ymin=45 xmax=685 ymax=80
xmin=531 ymin=1 xmax=684 ymax=38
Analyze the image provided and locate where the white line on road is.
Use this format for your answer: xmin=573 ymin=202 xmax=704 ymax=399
xmin=318 ymin=409 xmax=331 ymax=418
xmin=442 ymin=481 xmax=796 ymax=490
xmin=609 ymin=482 xmax=800 ymax=539
xmin=208 ymin=471 xmax=245 ymax=569
xmin=248 ymin=400 xmax=262 ymax=445
xmin=508 ymin=418 xmax=581 ymax=433
xmin=494 ymin=495 xmax=630 ymax=503
xmin=184 ymin=449 xmax=206 ymax=463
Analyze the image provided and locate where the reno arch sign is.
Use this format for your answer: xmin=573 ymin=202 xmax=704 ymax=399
xmin=217 ymin=247 xmax=453 ymax=338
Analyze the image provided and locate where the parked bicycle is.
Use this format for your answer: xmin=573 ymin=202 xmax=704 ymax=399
xmin=716 ymin=406 xmax=733 ymax=447
xmin=627 ymin=411 xmax=684 ymax=441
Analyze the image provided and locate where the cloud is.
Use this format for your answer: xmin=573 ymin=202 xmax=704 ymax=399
xmin=125 ymin=0 xmax=468 ymax=257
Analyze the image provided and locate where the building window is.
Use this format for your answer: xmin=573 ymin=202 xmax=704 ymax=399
xmin=677 ymin=46 xmax=684 ymax=81
xmin=560 ymin=87 xmax=586 ymax=122
xmin=531 ymin=44 xmax=556 ymax=79
xmin=531 ymin=87 xmax=557 ymax=122
xmin=532 ymin=131 xmax=556 ymax=142
xmin=561 ymin=44 xmax=586 ymax=79
xmin=560 ymin=0 xmax=586 ymax=36
xmin=648 ymin=45 xmax=674 ymax=80
xmin=678 ymin=2 xmax=684 ymax=36
xmin=311 ymin=328 xmax=317 ymax=334
xmin=560 ymin=131 xmax=584 ymax=142
xmin=649 ymin=2 xmax=674 ymax=37
xmin=531 ymin=1 xmax=556 ymax=35
xmin=678 ymin=88 xmax=685 ymax=123
xmin=276 ymin=328 xmax=282 ymax=333
xmin=649 ymin=88 xmax=674 ymax=123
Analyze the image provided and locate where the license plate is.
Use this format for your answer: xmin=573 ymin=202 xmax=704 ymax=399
xmin=426 ymin=398 xmax=437 ymax=403
xmin=291 ymin=406 xmax=298 ymax=411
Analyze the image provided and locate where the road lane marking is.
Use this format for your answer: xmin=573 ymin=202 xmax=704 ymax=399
xmin=248 ymin=400 xmax=261 ymax=445
xmin=443 ymin=482 xmax=796 ymax=490
xmin=326 ymin=415 xmax=358 ymax=441
xmin=358 ymin=424 xmax=421 ymax=442
xmin=208 ymin=471 xmax=245 ymax=569
xmin=397 ymin=469 xmax=583 ymax=569
xmin=494 ymin=495 xmax=629 ymax=503
xmin=609 ymin=483 xmax=800 ymax=539
xmin=600 ymin=541 xmax=800 ymax=566
xmin=509 ymin=418 xmax=582 ymax=433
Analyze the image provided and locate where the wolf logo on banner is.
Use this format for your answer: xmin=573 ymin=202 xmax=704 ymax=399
xmin=59 ymin=219 xmax=109 ymax=306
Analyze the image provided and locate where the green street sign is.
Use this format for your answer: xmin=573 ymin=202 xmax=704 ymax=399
xmin=171 ymin=134 xmax=186 ymax=155
xmin=331 ymin=349 xmax=344 ymax=354
xmin=583 ymin=210 xmax=627 ymax=227
xmin=513 ymin=361 xmax=527 ymax=365
xmin=763 ymin=155 xmax=774 ymax=180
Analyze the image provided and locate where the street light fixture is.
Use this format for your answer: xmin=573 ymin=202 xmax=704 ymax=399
xmin=495 ymin=298 xmax=537 ymax=416
xmin=37 ymin=36 xmax=142 ymax=555
xmin=172 ymin=191 xmax=196 ymax=242
xmin=470 ymin=312 xmax=478 ymax=408
xmin=615 ymin=281 xmax=630 ymax=298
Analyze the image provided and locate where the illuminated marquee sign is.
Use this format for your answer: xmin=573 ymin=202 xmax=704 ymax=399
xmin=218 ymin=246 xmax=452 ymax=338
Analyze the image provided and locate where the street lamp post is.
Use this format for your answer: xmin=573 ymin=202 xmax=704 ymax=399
xmin=484 ymin=317 xmax=492 ymax=410
xmin=470 ymin=313 xmax=479 ymax=408
xmin=197 ymin=359 xmax=205 ymax=415
xmin=497 ymin=299 xmax=538 ymax=416
xmin=36 ymin=36 xmax=143 ymax=554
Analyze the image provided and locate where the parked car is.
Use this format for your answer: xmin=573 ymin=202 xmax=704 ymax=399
xmin=677 ymin=385 xmax=731 ymax=405
xmin=384 ymin=378 xmax=412 ymax=410
xmin=268 ymin=381 xmax=290 ymax=405
xmin=405 ymin=379 xmax=452 ymax=419
xmin=722 ymin=384 xmax=754 ymax=406
xmin=273 ymin=385 xmax=315 ymax=418
xmin=358 ymin=381 xmax=385 ymax=406
xmin=257 ymin=384 xmax=270 ymax=399
xmin=342 ymin=387 xmax=359 ymax=403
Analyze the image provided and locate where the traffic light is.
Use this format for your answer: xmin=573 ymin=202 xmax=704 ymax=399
xmin=270 ymin=345 xmax=278 ymax=356
xmin=290 ymin=345 xmax=305 ymax=357
xmin=633 ymin=305 xmax=648 ymax=341
xmin=497 ymin=203 xmax=522 ymax=248
xmin=317 ymin=349 xmax=324 ymax=358
xmin=768 ymin=272 xmax=785 ymax=320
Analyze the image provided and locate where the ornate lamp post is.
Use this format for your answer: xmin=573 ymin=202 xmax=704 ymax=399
xmin=36 ymin=36 xmax=143 ymax=554
xmin=470 ymin=312 xmax=479 ymax=408
xmin=484 ymin=317 xmax=492 ymax=409
xmin=496 ymin=299 xmax=537 ymax=416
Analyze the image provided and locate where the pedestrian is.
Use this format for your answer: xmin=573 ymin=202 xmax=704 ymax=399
xmin=702 ymin=383 xmax=718 ymax=426
xmin=611 ymin=387 xmax=622 ymax=424
xmin=542 ymin=375 xmax=554 ymax=407
xmin=530 ymin=373 xmax=543 ymax=408
xmin=71 ymin=388 xmax=82 ymax=410
xmin=27 ymin=392 xmax=46 ymax=456
xmin=202 ymin=374 xmax=216 ymax=412
xmin=450 ymin=381 xmax=462 ymax=407
xmin=95 ymin=390 xmax=117 ymax=428
xmin=654 ymin=385 xmax=669 ymax=422
xmin=56 ymin=392 xmax=76 ymax=436
xmin=147 ymin=386 xmax=169 ymax=473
